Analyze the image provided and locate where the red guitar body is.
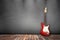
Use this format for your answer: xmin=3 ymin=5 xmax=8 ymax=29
xmin=40 ymin=22 xmax=50 ymax=36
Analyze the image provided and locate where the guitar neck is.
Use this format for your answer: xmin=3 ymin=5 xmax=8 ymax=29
xmin=44 ymin=0 xmax=48 ymax=25
xmin=44 ymin=11 xmax=47 ymax=25
xmin=43 ymin=7 xmax=47 ymax=25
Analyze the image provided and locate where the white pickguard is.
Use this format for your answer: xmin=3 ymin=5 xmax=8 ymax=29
xmin=43 ymin=25 xmax=49 ymax=34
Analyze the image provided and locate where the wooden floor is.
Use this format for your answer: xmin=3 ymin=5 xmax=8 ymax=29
xmin=0 ymin=34 xmax=60 ymax=40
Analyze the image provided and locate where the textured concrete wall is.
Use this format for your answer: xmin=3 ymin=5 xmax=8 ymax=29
xmin=0 ymin=0 xmax=60 ymax=34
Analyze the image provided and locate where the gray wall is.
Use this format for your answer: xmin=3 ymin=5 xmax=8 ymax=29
xmin=0 ymin=0 xmax=60 ymax=34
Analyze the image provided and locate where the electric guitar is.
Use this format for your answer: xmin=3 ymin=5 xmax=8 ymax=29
xmin=40 ymin=7 xmax=50 ymax=36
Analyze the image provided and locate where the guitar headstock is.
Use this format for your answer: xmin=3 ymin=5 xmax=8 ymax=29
xmin=44 ymin=7 xmax=48 ymax=13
